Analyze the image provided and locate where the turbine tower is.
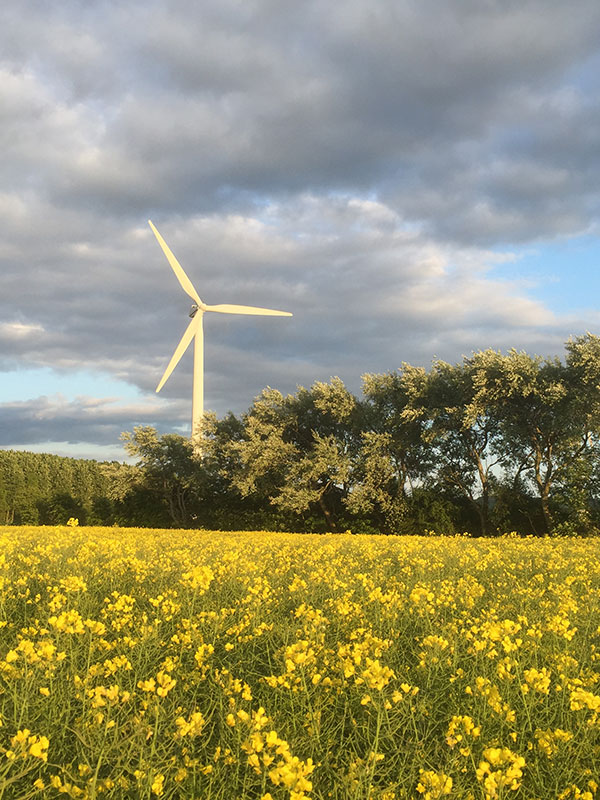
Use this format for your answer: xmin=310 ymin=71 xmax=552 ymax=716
xmin=148 ymin=220 xmax=292 ymax=445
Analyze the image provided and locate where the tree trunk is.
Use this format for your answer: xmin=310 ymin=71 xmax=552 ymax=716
xmin=540 ymin=489 xmax=553 ymax=535
xmin=479 ymin=488 xmax=489 ymax=537
xmin=472 ymin=445 xmax=491 ymax=536
xmin=447 ymin=471 xmax=487 ymax=537
xmin=168 ymin=484 xmax=188 ymax=528
xmin=318 ymin=494 xmax=337 ymax=532
xmin=532 ymin=442 xmax=553 ymax=535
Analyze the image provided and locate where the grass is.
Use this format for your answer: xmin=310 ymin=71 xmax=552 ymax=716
xmin=0 ymin=526 xmax=599 ymax=799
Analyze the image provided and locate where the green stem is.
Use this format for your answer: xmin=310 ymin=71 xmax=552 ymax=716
xmin=365 ymin=699 xmax=383 ymax=799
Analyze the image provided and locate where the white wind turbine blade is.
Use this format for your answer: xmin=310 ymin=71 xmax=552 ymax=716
xmin=156 ymin=313 xmax=202 ymax=393
xmin=204 ymin=303 xmax=292 ymax=316
xmin=148 ymin=220 xmax=203 ymax=307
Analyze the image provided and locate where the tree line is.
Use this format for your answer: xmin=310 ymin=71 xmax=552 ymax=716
xmin=0 ymin=450 xmax=112 ymax=526
xmin=3 ymin=334 xmax=600 ymax=536
xmin=118 ymin=333 xmax=600 ymax=536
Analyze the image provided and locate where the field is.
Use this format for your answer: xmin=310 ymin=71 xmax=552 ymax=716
xmin=0 ymin=528 xmax=599 ymax=800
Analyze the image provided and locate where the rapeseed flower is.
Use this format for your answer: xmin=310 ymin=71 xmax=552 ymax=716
xmin=1 ymin=525 xmax=599 ymax=798
xmin=416 ymin=769 xmax=453 ymax=799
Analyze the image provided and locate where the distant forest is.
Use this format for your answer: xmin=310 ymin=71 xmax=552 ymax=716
xmin=0 ymin=450 xmax=113 ymax=526
xmin=2 ymin=334 xmax=600 ymax=537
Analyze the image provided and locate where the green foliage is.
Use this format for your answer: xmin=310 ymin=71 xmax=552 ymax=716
xmin=468 ymin=343 xmax=599 ymax=534
xmin=4 ymin=334 xmax=600 ymax=536
xmin=120 ymin=427 xmax=200 ymax=527
xmin=0 ymin=450 xmax=115 ymax=526
xmin=355 ymin=367 xmax=432 ymax=533
xmin=227 ymin=378 xmax=362 ymax=531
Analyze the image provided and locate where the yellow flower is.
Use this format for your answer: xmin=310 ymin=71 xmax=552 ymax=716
xmin=137 ymin=677 xmax=156 ymax=693
xmin=252 ymin=706 xmax=270 ymax=731
xmin=446 ymin=715 xmax=481 ymax=748
xmin=476 ymin=747 xmax=526 ymax=798
xmin=570 ymin=687 xmax=600 ymax=712
xmin=535 ymin=727 xmax=573 ymax=757
xmin=180 ymin=565 xmax=214 ymax=592
xmin=410 ymin=586 xmax=434 ymax=604
xmin=416 ymin=769 xmax=453 ymax=800
xmin=522 ymin=667 xmax=551 ymax=695
xmin=151 ymin=773 xmax=165 ymax=796
xmin=29 ymin=735 xmax=49 ymax=761
xmin=360 ymin=657 xmax=395 ymax=690
xmin=60 ymin=575 xmax=87 ymax=593
xmin=84 ymin=618 xmax=106 ymax=636
xmin=156 ymin=670 xmax=176 ymax=697
xmin=175 ymin=710 xmax=206 ymax=737
xmin=48 ymin=609 xmax=85 ymax=634
xmin=9 ymin=730 xmax=49 ymax=762
xmin=194 ymin=642 xmax=214 ymax=668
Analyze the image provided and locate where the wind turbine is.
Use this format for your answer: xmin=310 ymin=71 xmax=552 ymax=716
xmin=148 ymin=220 xmax=292 ymax=444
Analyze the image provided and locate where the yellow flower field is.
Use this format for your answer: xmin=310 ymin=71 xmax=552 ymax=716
xmin=0 ymin=527 xmax=599 ymax=799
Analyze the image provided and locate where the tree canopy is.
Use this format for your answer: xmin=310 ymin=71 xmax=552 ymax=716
xmin=3 ymin=334 xmax=600 ymax=536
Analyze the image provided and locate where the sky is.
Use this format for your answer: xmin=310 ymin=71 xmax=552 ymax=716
xmin=1 ymin=0 xmax=600 ymax=462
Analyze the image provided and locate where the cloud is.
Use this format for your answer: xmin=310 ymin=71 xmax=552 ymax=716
xmin=2 ymin=1 xmax=600 ymax=235
xmin=1 ymin=196 xmax=591 ymax=424
xmin=1 ymin=0 xmax=600 ymax=455
xmin=0 ymin=322 xmax=45 ymax=341
xmin=0 ymin=394 xmax=187 ymax=448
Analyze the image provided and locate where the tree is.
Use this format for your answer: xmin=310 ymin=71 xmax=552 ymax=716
xmin=348 ymin=366 xmax=431 ymax=532
xmin=0 ymin=450 xmax=115 ymax=526
xmin=468 ymin=346 xmax=598 ymax=534
xmin=120 ymin=427 xmax=202 ymax=527
xmin=230 ymin=379 xmax=360 ymax=531
xmin=46 ymin=492 xmax=86 ymax=526
xmin=559 ymin=333 xmax=600 ymax=531
xmin=422 ymin=358 xmax=503 ymax=536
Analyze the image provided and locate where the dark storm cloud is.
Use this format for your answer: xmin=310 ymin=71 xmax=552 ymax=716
xmin=1 ymin=0 xmax=600 ymax=453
